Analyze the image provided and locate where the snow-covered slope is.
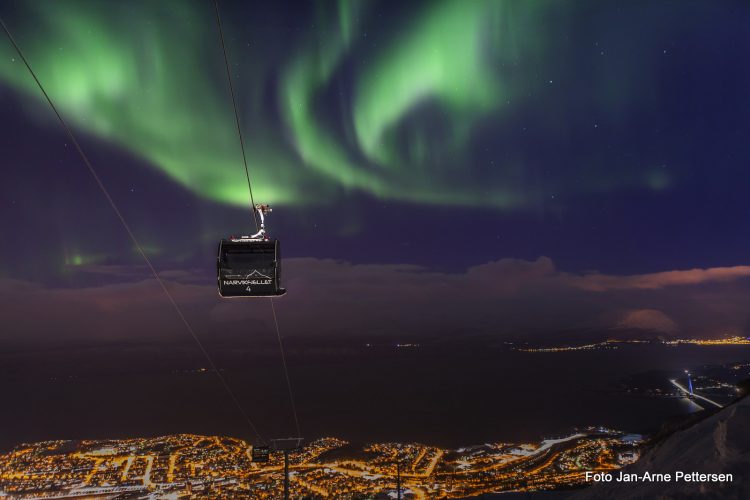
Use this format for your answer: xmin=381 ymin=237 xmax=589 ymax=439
xmin=572 ymin=396 xmax=750 ymax=499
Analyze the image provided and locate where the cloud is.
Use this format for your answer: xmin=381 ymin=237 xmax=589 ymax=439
xmin=2 ymin=257 xmax=750 ymax=343
xmin=573 ymin=266 xmax=750 ymax=292
xmin=616 ymin=309 xmax=678 ymax=334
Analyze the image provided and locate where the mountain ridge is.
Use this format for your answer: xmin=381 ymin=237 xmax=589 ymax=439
xmin=571 ymin=394 xmax=750 ymax=499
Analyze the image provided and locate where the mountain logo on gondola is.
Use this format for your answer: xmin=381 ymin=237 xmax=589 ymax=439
xmin=223 ymin=269 xmax=272 ymax=286
xmin=244 ymin=270 xmax=271 ymax=280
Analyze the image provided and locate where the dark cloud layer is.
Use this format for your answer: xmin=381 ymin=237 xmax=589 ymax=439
xmin=3 ymin=257 xmax=749 ymax=344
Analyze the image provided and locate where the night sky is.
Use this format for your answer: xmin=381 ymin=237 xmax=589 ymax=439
xmin=2 ymin=0 xmax=750 ymax=344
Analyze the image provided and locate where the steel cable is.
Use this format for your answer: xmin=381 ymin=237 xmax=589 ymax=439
xmin=1 ymin=15 xmax=266 ymax=445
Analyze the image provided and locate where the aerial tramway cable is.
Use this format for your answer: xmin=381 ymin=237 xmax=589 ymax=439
xmin=212 ymin=0 xmax=302 ymax=440
xmin=0 ymin=15 xmax=266 ymax=445
xmin=271 ymin=298 xmax=301 ymax=438
xmin=212 ymin=0 xmax=258 ymax=232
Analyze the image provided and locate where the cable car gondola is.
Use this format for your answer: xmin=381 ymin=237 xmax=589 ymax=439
xmin=217 ymin=204 xmax=286 ymax=298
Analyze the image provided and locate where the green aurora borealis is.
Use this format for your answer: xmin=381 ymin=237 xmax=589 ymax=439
xmin=0 ymin=0 xmax=709 ymax=209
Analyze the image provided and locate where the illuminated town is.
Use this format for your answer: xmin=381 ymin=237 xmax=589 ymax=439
xmin=516 ymin=335 xmax=750 ymax=353
xmin=662 ymin=336 xmax=750 ymax=346
xmin=0 ymin=430 xmax=640 ymax=499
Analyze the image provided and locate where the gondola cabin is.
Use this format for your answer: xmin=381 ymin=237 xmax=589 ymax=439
xmin=217 ymin=238 xmax=286 ymax=297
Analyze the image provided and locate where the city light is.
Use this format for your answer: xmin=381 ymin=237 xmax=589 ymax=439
xmin=0 ymin=431 xmax=641 ymax=498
